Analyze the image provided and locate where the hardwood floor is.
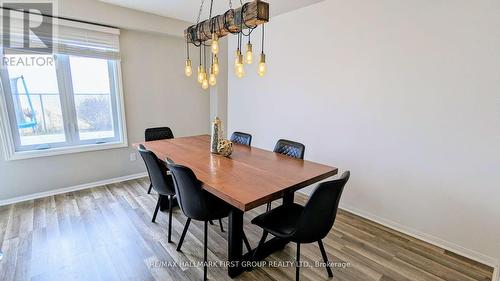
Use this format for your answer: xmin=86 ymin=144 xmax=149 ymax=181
xmin=0 ymin=178 xmax=493 ymax=281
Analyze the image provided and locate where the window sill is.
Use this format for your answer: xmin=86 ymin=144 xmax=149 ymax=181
xmin=5 ymin=141 xmax=128 ymax=161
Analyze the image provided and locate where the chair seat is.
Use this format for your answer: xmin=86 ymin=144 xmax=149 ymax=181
xmin=251 ymin=203 xmax=304 ymax=238
xmin=155 ymin=175 xmax=176 ymax=196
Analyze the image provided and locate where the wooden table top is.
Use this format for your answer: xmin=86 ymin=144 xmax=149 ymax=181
xmin=134 ymin=135 xmax=338 ymax=211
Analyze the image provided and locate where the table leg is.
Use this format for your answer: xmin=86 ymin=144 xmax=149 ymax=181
xmin=227 ymin=204 xmax=292 ymax=278
xmin=228 ymin=208 xmax=244 ymax=278
xmin=282 ymin=191 xmax=295 ymax=206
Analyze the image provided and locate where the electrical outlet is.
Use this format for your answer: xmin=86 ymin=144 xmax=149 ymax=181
xmin=129 ymin=152 xmax=137 ymax=162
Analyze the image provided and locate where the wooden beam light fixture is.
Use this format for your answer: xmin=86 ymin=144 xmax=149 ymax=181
xmin=184 ymin=0 xmax=269 ymax=89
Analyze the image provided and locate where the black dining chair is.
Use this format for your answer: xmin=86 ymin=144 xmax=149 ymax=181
xmin=274 ymin=139 xmax=305 ymax=159
xmin=267 ymin=139 xmax=306 ymax=211
xmin=166 ymin=160 xmax=252 ymax=281
xmin=144 ymin=127 xmax=174 ymax=194
xmin=230 ymin=131 xmax=252 ymax=146
xmin=138 ymin=145 xmax=176 ymax=243
xmin=145 ymin=126 xmax=174 ymax=141
xmin=252 ymin=171 xmax=350 ymax=281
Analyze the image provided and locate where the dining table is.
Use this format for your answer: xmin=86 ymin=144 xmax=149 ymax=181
xmin=134 ymin=135 xmax=338 ymax=277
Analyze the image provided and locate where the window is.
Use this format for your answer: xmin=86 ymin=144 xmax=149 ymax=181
xmin=0 ymin=13 xmax=125 ymax=159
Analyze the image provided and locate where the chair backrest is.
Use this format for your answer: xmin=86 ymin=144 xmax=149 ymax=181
xmin=137 ymin=145 xmax=175 ymax=195
xmin=167 ymin=161 xmax=227 ymax=221
xmin=292 ymin=171 xmax=350 ymax=243
xmin=273 ymin=139 xmax=305 ymax=159
xmin=145 ymin=127 xmax=174 ymax=141
xmin=230 ymin=132 xmax=252 ymax=146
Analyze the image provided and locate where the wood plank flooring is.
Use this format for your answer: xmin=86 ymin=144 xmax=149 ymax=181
xmin=0 ymin=178 xmax=494 ymax=281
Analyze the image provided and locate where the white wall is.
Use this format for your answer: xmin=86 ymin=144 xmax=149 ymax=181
xmin=59 ymin=0 xmax=190 ymax=36
xmin=228 ymin=0 xmax=500 ymax=268
xmin=0 ymin=2 xmax=209 ymax=201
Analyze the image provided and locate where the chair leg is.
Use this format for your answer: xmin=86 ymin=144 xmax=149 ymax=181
xmin=203 ymin=221 xmax=208 ymax=281
xmin=152 ymin=195 xmax=161 ymax=222
xmin=266 ymin=202 xmax=271 ymax=211
xmin=176 ymin=218 xmax=191 ymax=251
xmin=242 ymin=231 xmax=252 ymax=253
xmin=296 ymin=243 xmax=301 ymax=281
xmin=168 ymin=195 xmax=173 ymax=243
xmin=318 ymin=240 xmax=333 ymax=277
xmin=252 ymin=230 xmax=268 ymax=261
xmin=147 ymin=182 xmax=153 ymax=194
xmin=209 ymin=220 xmax=214 ymax=225
xmin=218 ymin=218 xmax=224 ymax=232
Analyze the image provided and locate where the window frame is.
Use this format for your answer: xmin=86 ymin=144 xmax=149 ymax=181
xmin=0 ymin=52 xmax=128 ymax=160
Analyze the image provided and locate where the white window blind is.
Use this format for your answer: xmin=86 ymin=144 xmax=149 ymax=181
xmin=1 ymin=9 xmax=120 ymax=60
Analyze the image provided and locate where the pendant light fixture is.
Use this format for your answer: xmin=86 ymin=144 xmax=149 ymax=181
xmin=184 ymin=40 xmax=192 ymax=77
xmin=184 ymin=0 xmax=270 ymax=90
xmin=245 ymin=34 xmax=253 ymax=64
xmin=258 ymin=24 xmax=266 ymax=76
xmin=202 ymin=46 xmax=209 ymax=89
xmin=213 ymin=54 xmax=220 ymax=75
xmin=197 ymin=44 xmax=205 ymax=84
xmin=209 ymin=54 xmax=217 ymax=86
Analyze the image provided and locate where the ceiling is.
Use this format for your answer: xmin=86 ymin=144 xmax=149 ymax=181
xmin=97 ymin=0 xmax=324 ymax=23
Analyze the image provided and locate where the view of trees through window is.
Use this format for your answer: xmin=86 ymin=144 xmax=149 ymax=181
xmin=70 ymin=56 xmax=115 ymax=141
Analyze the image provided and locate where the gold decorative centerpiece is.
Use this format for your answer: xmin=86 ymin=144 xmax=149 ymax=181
xmin=210 ymin=117 xmax=222 ymax=153
xmin=210 ymin=116 xmax=234 ymax=157
xmin=217 ymin=139 xmax=234 ymax=157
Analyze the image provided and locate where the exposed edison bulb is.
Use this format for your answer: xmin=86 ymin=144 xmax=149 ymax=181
xmin=245 ymin=43 xmax=253 ymax=64
xmin=236 ymin=55 xmax=245 ymax=78
xmin=184 ymin=59 xmax=192 ymax=77
xmin=211 ymin=34 xmax=219 ymax=55
xmin=235 ymin=63 xmax=245 ymax=78
xmin=202 ymin=77 xmax=209 ymax=89
xmin=258 ymin=53 xmax=267 ymax=77
xmin=235 ymin=53 xmax=244 ymax=78
xmin=197 ymin=66 xmax=205 ymax=83
xmin=213 ymin=55 xmax=219 ymax=75
xmin=234 ymin=49 xmax=241 ymax=68
xmin=209 ymin=72 xmax=217 ymax=86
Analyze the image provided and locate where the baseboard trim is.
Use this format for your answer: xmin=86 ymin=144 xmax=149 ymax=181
xmin=339 ymin=202 xmax=499 ymax=280
xmin=493 ymin=265 xmax=500 ymax=281
xmin=0 ymin=172 xmax=148 ymax=206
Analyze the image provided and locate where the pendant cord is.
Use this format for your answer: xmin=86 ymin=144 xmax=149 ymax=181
xmin=237 ymin=27 xmax=240 ymax=50
xmin=209 ymin=0 xmax=214 ymax=19
xmin=209 ymin=0 xmax=214 ymax=34
xmin=239 ymin=3 xmax=244 ymax=51
xmin=261 ymin=24 xmax=265 ymax=54
xmin=204 ymin=45 xmax=207 ymax=71
xmin=196 ymin=0 xmax=206 ymax=25
xmin=240 ymin=32 xmax=243 ymax=51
